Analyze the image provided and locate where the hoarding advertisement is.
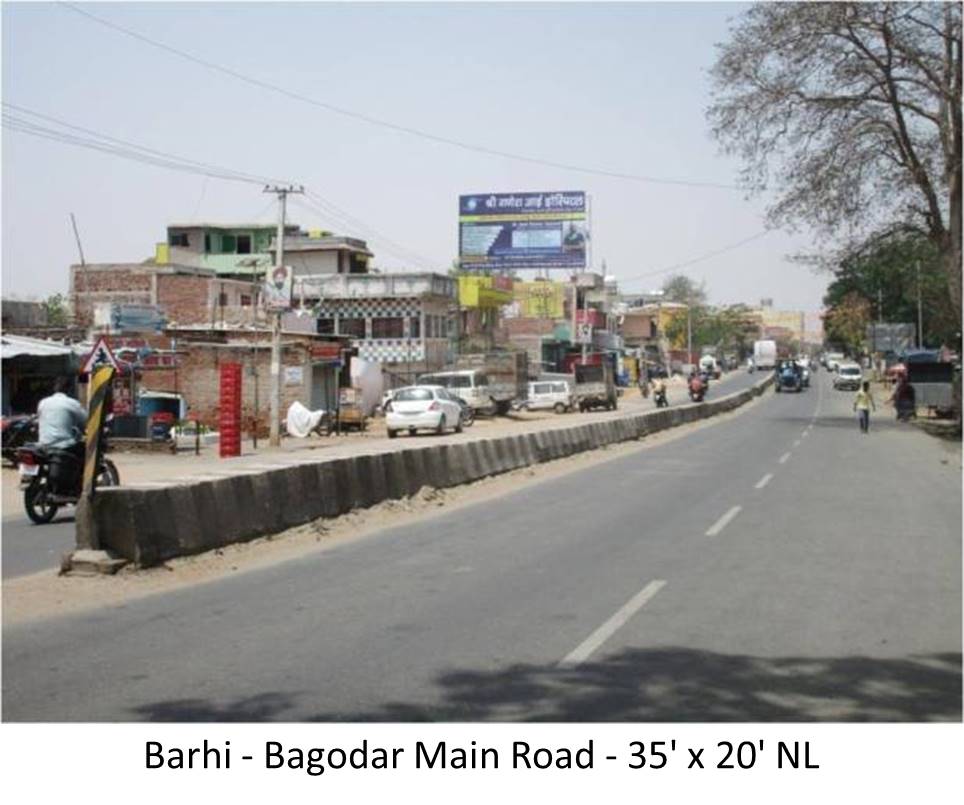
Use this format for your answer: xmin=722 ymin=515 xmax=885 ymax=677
xmin=459 ymin=191 xmax=588 ymax=270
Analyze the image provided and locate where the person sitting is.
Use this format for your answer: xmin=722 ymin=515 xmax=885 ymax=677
xmin=37 ymin=377 xmax=87 ymax=455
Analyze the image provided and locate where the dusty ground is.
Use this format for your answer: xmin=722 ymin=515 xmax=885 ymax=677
xmin=2 ymin=390 xmax=764 ymax=626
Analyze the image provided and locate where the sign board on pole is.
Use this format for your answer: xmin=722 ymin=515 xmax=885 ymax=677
xmin=577 ymin=323 xmax=593 ymax=344
xmin=459 ymin=191 xmax=588 ymax=271
xmin=263 ymin=265 xmax=293 ymax=311
xmin=865 ymin=323 xmax=916 ymax=353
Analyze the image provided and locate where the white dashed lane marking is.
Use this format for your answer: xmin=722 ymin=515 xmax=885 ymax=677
xmin=779 ymin=452 xmax=791 ymax=464
xmin=559 ymin=580 xmax=666 ymax=668
xmin=755 ymin=473 xmax=773 ymax=490
xmin=705 ymin=505 xmax=743 ymax=537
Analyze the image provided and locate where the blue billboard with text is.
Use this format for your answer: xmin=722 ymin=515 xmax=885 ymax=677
xmin=459 ymin=191 xmax=587 ymax=270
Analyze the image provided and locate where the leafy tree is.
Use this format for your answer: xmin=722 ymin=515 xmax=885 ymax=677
xmin=824 ymin=291 xmax=873 ymax=353
xmin=661 ymin=274 xmax=707 ymax=306
xmin=42 ymin=293 xmax=69 ymax=327
xmin=709 ymin=3 xmax=962 ymax=322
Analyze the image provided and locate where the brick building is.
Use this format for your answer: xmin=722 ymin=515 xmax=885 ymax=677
xmin=89 ymin=328 xmax=346 ymax=433
xmin=70 ymin=263 xmax=263 ymax=328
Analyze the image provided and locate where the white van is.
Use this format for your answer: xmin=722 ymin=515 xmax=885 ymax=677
xmin=417 ymin=370 xmax=492 ymax=412
xmin=522 ymin=380 xmax=573 ymax=414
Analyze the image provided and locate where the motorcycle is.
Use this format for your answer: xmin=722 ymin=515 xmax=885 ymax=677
xmin=653 ymin=387 xmax=669 ymax=408
xmin=456 ymin=398 xmax=475 ymax=427
xmin=16 ymin=439 xmax=120 ymax=525
xmin=688 ymin=378 xmax=706 ymax=403
xmin=2 ymin=414 xmax=38 ymax=467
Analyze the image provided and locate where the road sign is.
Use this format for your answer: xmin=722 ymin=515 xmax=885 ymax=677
xmin=79 ymin=336 xmax=120 ymax=375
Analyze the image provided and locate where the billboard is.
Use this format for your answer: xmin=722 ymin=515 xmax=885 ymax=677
xmin=866 ymin=323 xmax=916 ymax=353
xmin=459 ymin=191 xmax=587 ymax=270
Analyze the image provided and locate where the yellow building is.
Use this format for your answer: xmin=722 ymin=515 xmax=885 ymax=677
xmin=512 ymin=280 xmax=566 ymax=319
xmin=457 ymin=275 xmax=515 ymax=308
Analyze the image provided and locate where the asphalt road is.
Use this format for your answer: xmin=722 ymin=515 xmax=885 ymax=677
xmin=5 ymin=370 xmax=959 ymax=721
xmin=0 ymin=370 xmax=759 ymax=579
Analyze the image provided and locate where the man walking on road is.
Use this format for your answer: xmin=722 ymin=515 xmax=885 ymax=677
xmin=853 ymin=380 xmax=876 ymax=434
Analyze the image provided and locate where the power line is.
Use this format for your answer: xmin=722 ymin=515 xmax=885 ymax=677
xmin=3 ymin=101 xmax=291 ymax=185
xmin=60 ymin=1 xmax=742 ymax=191
xmin=618 ymin=230 xmax=772 ymax=285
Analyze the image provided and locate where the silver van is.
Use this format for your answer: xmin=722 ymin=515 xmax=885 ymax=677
xmin=522 ymin=380 xmax=573 ymax=414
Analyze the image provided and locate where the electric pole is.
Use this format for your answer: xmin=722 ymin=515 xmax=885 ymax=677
xmin=264 ymin=184 xmax=304 ymax=447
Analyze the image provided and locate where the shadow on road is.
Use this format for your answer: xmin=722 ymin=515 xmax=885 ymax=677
xmin=128 ymin=647 xmax=962 ymax=722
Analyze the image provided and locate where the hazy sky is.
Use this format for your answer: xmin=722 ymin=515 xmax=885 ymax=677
xmin=3 ymin=1 xmax=830 ymax=311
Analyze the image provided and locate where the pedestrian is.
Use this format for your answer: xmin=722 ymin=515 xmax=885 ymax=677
xmin=853 ymin=380 xmax=876 ymax=434
xmin=638 ymin=363 xmax=650 ymax=398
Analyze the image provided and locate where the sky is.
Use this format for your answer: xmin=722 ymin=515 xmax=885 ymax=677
xmin=2 ymin=1 xmax=830 ymax=312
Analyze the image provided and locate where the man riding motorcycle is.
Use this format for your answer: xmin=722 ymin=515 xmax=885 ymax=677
xmin=688 ymin=371 xmax=706 ymax=402
xmin=37 ymin=377 xmax=87 ymax=456
xmin=652 ymin=376 xmax=668 ymax=407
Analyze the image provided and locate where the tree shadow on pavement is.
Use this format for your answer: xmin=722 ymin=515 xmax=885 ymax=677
xmin=306 ymin=647 xmax=962 ymax=723
xmin=126 ymin=648 xmax=961 ymax=723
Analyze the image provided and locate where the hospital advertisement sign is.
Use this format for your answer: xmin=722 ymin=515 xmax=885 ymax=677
xmin=458 ymin=191 xmax=588 ymax=270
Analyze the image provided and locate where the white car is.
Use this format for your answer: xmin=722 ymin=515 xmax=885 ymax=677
xmin=521 ymin=380 xmax=573 ymax=413
xmin=833 ymin=363 xmax=864 ymax=391
xmin=385 ymin=386 xmax=463 ymax=438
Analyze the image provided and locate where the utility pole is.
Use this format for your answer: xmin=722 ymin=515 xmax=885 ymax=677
xmin=916 ymin=260 xmax=924 ymax=349
xmin=686 ymin=296 xmax=693 ymax=367
xmin=264 ymin=184 xmax=304 ymax=447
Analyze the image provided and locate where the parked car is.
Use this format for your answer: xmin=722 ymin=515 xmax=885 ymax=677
xmin=385 ymin=386 xmax=463 ymax=438
xmin=833 ymin=363 xmax=864 ymax=391
xmin=825 ymin=352 xmax=845 ymax=372
xmin=520 ymin=380 xmax=574 ymax=414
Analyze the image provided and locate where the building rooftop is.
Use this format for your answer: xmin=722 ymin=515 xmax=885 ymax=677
xmin=167 ymin=222 xmax=301 ymax=232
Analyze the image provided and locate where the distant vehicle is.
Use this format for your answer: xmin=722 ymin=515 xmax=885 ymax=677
xmin=775 ymin=360 xmax=803 ymax=393
xmin=2 ymin=414 xmax=38 ymax=467
xmin=800 ymin=365 xmax=811 ymax=387
xmin=825 ymin=352 xmax=845 ymax=372
xmin=753 ymin=340 xmax=777 ymax=371
xmin=421 ymin=351 xmax=528 ymax=415
xmin=699 ymin=354 xmax=721 ymax=379
xmin=574 ymin=363 xmax=617 ymax=411
xmin=833 ymin=363 xmax=863 ymax=391
xmin=521 ymin=380 xmax=574 ymax=414
xmin=384 ymin=386 xmax=463 ymax=438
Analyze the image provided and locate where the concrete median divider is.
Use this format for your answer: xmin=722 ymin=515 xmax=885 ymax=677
xmin=83 ymin=374 xmax=774 ymax=567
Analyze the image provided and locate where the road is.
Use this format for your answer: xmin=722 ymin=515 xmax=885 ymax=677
xmin=4 ymin=371 xmax=960 ymax=721
xmin=0 ymin=369 xmax=758 ymax=579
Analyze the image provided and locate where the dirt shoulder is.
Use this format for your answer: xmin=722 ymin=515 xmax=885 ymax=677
xmin=2 ymin=391 xmax=765 ymax=626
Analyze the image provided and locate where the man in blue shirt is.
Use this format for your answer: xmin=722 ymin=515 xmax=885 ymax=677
xmin=37 ymin=378 xmax=87 ymax=450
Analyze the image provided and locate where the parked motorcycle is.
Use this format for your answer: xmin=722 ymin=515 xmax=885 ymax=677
xmin=2 ymin=414 xmax=38 ymax=467
xmin=17 ymin=440 xmax=120 ymax=524
xmin=456 ymin=398 xmax=475 ymax=427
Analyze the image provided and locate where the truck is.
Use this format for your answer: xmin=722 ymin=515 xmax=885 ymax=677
xmin=752 ymin=339 xmax=777 ymax=371
xmin=574 ymin=362 xmax=617 ymax=412
xmin=419 ymin=350 xmax=528 ymax=415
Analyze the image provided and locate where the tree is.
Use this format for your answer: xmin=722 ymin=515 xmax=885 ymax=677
xmin=823 ymin=231 xmax=957 ymax=347
xmin=709 ymin=3 xmax=962 ymax=321
xmin=824 ymin=291 xmax=872 ymax=353
xmin=42 ymin=293 xmax=69 ymax=327
xmin=661 ymin=274 xmax=707 ymax=306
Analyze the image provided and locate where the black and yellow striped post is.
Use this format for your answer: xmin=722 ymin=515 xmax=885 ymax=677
xmin=76 ymin=365 xmax=114 ymax=551
xmin=81 ymin=365 xmax=115 ymax=498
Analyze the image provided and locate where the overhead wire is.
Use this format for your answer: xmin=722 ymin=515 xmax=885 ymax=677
xmin=59 ymin=1 xmax=742 ymax=191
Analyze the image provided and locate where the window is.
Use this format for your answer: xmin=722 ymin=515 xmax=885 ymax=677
xmin=204 ymin=234 xmax=211 ymax=253
xmin=240 ymin=294 xmax=252 ymax=307
xmin=317 ymin=318 xmax=335 ymax=335
xmin=372 ymin=317 xmax=404 ymax=338
xmin=534 ymin=383 xmax=552 ymax=395
xmin=221 ymin=234 xmax=237 ymax=253
xmin=169 ymin=233 xmax=189 ymax=247
xmin=409 ymin=316 xmax=420 ymax=339
xmin=338 ymin=317 xmax=366 ymax=338
xmin=237 ymin=235 xmax=252 ymax=254
xmin=395 ymin=388 xmax=433 ymax=402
